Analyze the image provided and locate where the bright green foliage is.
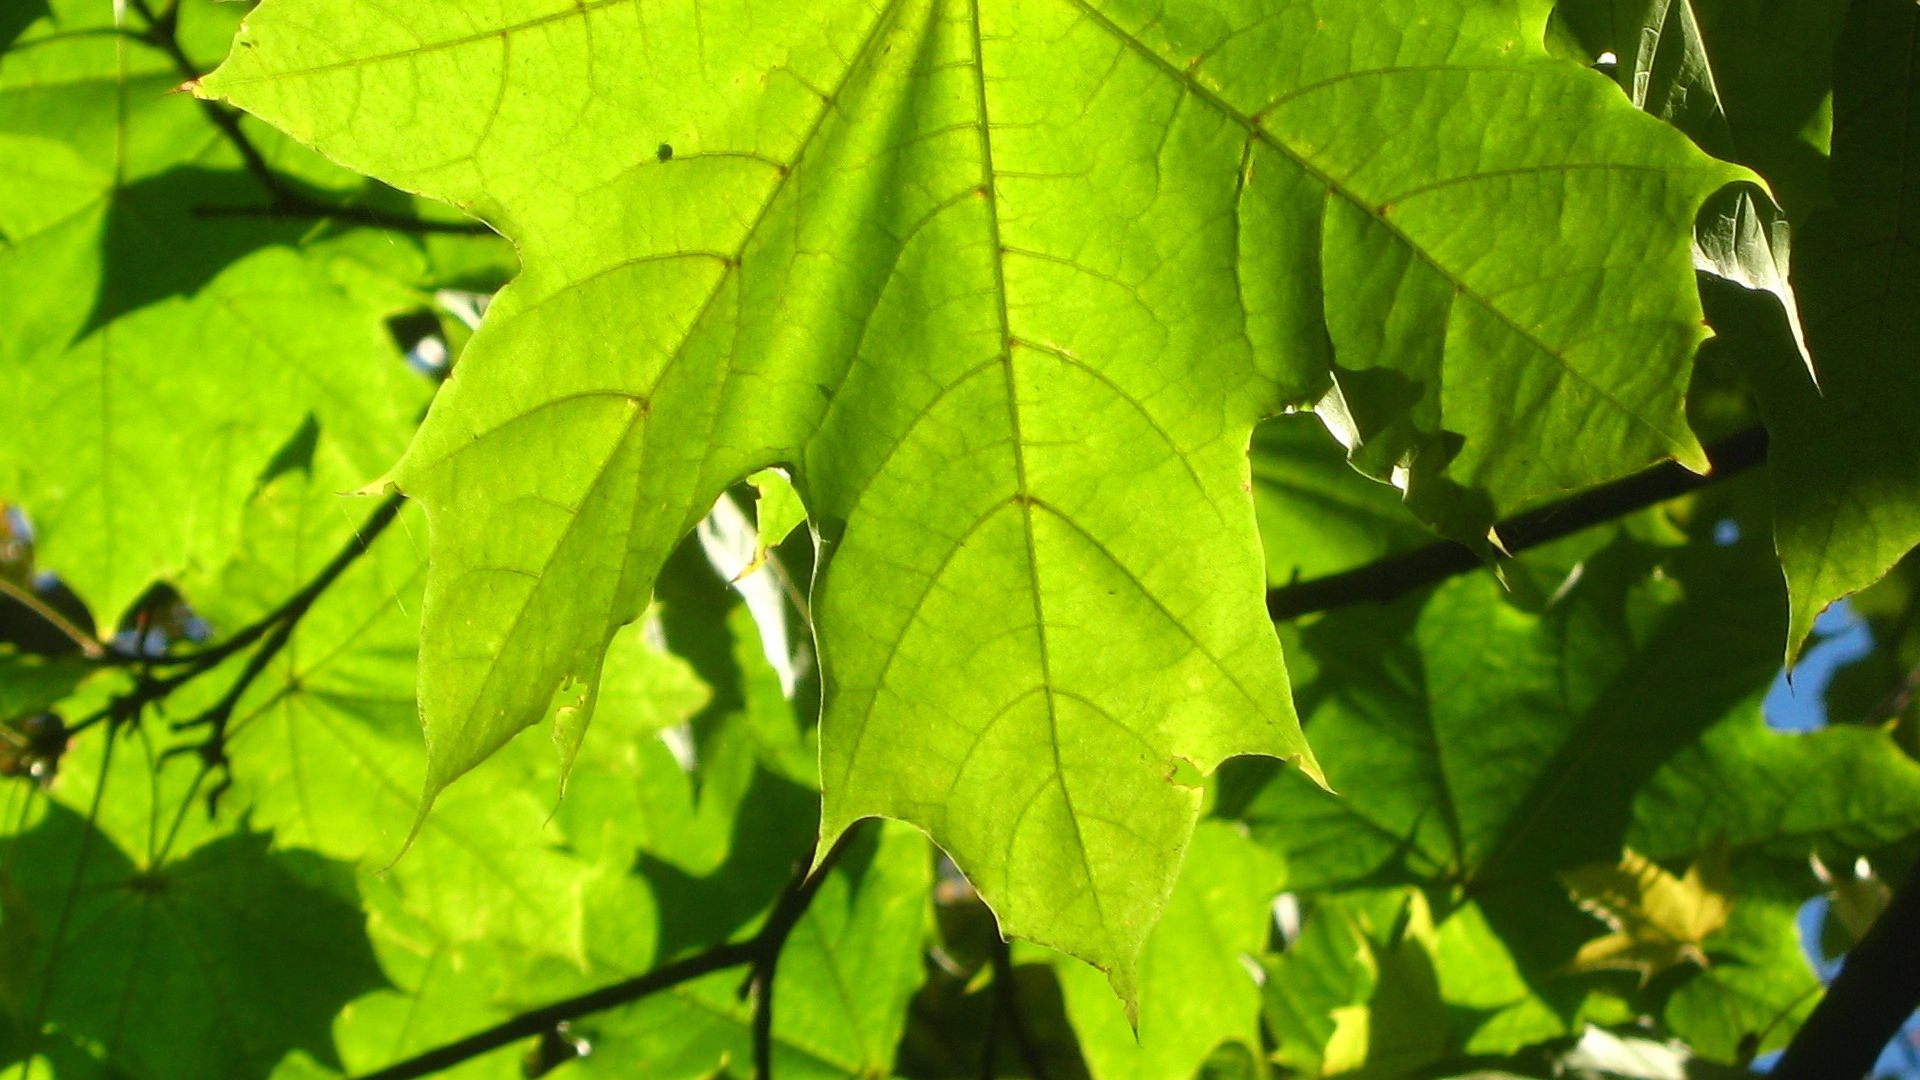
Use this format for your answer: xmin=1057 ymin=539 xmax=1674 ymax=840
xmin=0 ymin=0 xmax=496 ymax=629
xmin=1045 ymin=821 xmax=1283 ymax=1079
xmin=7 ymin=0 xmax=1920 ymax=1076
xmin=750 ymin=471 xmax=809 ymax=557
xmin=1227 ymin=516 xmax=1920 ymax=1060
xmin=0 ymin=805 xmax=381 ymax=1080
xmin=200 ymin=0 xmax=1746 ymax=989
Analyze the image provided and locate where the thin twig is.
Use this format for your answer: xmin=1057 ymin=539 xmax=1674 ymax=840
xmin=1266 ymin=426 xmax=1768 ymax=620
xmin=125 ymin=0 xmax=492 ymax=238
xmin=143 ymin=496 xmax=402 ymax=813
xmin=353 ymin=827 xmax=861 ymax=1080
xmin=351 ymin=942 xmax=759 ymax=1080
xmin=125 ymin=0 xmax=284 ymax=200
xmin=193 ymin=201 xmax=495 ymax=236
xmin=115 ymin=494 xmax=403 ymax=670
xmin=750 ymin=828 xmax=859 ymax=1078
xmin=61 ymin=493 xmax=399 ymax=776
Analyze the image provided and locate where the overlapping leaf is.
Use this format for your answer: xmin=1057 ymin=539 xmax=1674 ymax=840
xmin=1549 ymin=0 xmax=1845 ymax=220
xmin=0 ymin=803 xmax=382 ymax=1080
xmin=1224 ymin=522 xmax=1920 ymax=1060
xmin=1743 ymin=0 xmax=1920 ymax=653
xmin=0 ymin=0 xmax=504 ymax=628
xmin=1046 ymin=821 xmax=1284 ymax=1080
xmin=1556 ymin=0 xmax=1920 ymax=655
xmin=202 ymin=0 xmax=1749 ymax=991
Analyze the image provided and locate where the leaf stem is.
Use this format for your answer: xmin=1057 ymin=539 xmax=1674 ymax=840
xmin=1265 ymin=426 xmax=1768 ymax=620
xmin=18 ymin=729 xmax=118 ymax=1079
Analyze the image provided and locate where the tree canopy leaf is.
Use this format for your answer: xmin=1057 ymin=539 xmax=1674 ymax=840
xmin=201 ymin=0 xmax=1747 ymax=988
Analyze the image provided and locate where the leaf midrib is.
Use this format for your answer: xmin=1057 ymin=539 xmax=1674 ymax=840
xmin=1062 ymin=0 xmax=1704 ymax=461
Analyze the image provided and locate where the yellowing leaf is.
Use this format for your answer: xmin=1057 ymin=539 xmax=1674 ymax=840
xmin=1561 ymin=849 xmax=1732 ymax=983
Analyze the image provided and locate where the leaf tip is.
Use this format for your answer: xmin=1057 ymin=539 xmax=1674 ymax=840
xmin=1106 ymin=961 xmax=1142 ymax=1033
xmin=382 ymin=781 xmax=442 ymax=872
xmin=1674 ymin=434 xmax=1712 ymax=478
xmin=354 ymin=466 xmax=404 ymax=499
xmin=811 ymin=808 xmax=864 ymax=878
xmin=1291 ymin=748 xmax=1331 ymax=794
xmin=1784 ymin=595 xmax=1824 ymax=671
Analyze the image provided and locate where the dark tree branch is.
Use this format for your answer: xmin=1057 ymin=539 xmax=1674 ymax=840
xmin=351 ymin=827 xmax=860 ymax=1080
xmin=1771 ymin=855 xmax=1920 ymax=1079
xmin=351 ymin=942 xmax=759 ymax=1080
xmin=192 ymin=201 xmax=495 ymax=236
xmin=1266 ymin=426 xmax=1769 ymax=620
xmin=124 ymin=0 xmax=493 ymax=239
xmin=749 ymin=829 xmax=856 ymax=1079
xmin=116 ymin=494 xmax=403 ymax=672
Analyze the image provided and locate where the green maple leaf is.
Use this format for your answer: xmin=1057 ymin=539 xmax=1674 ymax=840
xmin=1047 ymin=820 xmax=1285 ymax=1080
xmin=1744 ymin=0 xmax=1920 ymax=654
xmin=0 ymin=0 xmax=501 ymax=629
xmin=201 ymin=0 xmax=1746 ymax=991
xmin=1556 ymin=0 xmax=1920 ymax=658
xmin=1550 ymin=0 xmax=1846 ymax=222
xmin=0 ymin=808 xmax=383 ymax=1080
xmin=1560 ymin=847 xmax=1732 ymax=983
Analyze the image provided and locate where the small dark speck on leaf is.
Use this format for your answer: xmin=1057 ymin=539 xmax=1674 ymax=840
xmin=656 ymin=142 xmax=673 ymax=162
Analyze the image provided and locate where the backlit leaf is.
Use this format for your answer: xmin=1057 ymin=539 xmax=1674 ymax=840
xmin=1560 ymin=848 xmax=1732 ymax=983
xmin=203 ymin=0 xmax=1745 ymax=991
